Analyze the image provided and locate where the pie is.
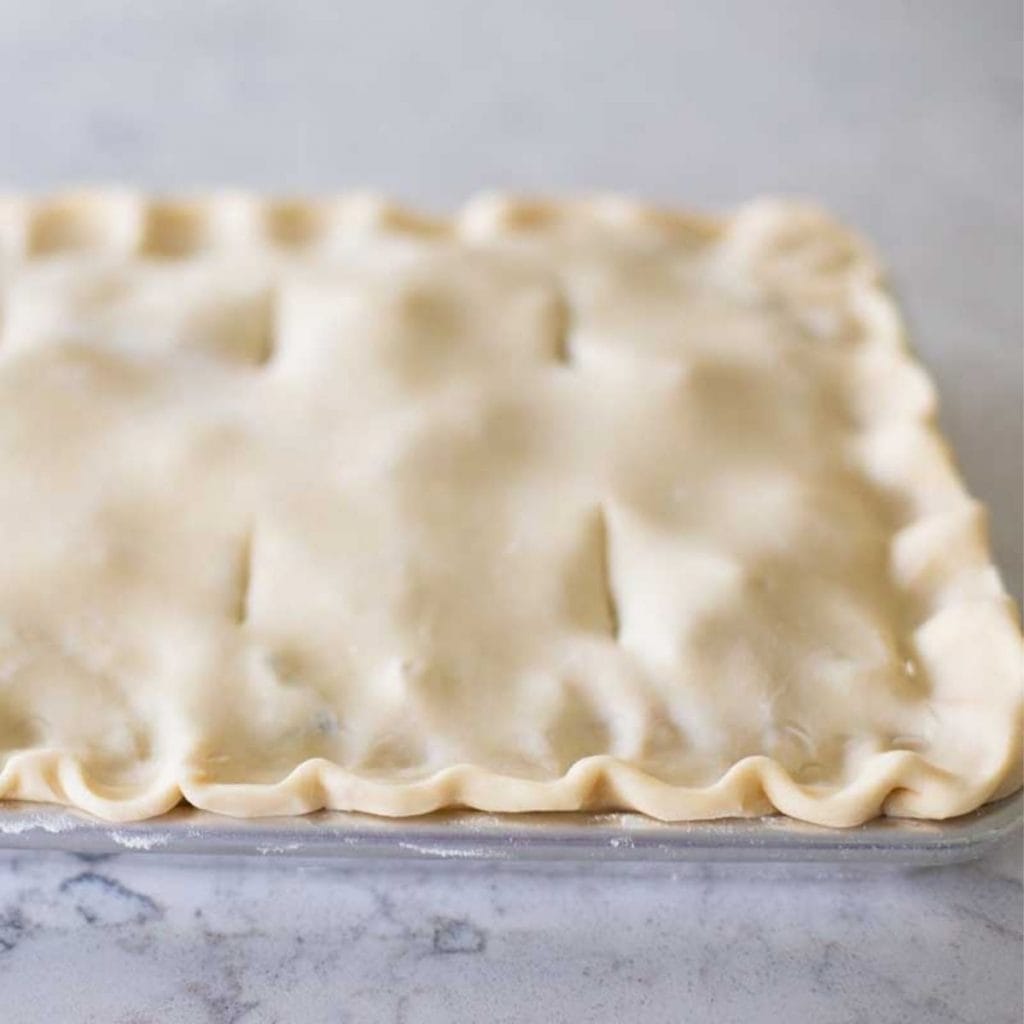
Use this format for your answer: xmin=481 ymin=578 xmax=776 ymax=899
xmin=0 ymin=191 xmax=1020 ymax=827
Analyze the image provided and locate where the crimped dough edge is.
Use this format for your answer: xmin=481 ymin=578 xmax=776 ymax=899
xmin=1 ymin=745 xmax=1020 ymax=828
xmin=0 ymin=190 xmax=1020 ymax=827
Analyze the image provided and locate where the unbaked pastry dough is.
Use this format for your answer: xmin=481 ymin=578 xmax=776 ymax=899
xmin=0 ymin=192 xmax=1020 ymax=826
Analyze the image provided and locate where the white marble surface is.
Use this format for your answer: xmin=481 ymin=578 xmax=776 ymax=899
xmin=0 ymin=839 xmax=1020 ymax=1023
xmin=0 ymin=1 xmax=1021 ymax=1021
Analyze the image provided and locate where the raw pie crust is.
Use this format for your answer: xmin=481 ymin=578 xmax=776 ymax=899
xmin=0 ymin=192 xmax=1020 ymax=827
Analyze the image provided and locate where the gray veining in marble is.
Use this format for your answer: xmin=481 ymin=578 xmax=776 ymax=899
xmin=0 ymin=1 xmax=1021 ymax=1021
xmin=0 ymin=839 xmax=1020 ymax=1023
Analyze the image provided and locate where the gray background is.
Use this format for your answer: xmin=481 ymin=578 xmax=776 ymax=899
xmin=0 ymin=3 xmax=1021 ymax=1023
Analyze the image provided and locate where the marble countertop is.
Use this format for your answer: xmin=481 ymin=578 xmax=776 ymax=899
xmin=0 ymin=836 xmax=1021 ymax=1023
xmin=0 ymin=1 xmax=1021 ymax=1020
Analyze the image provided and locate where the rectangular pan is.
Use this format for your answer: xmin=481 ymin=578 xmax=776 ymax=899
xmin=0 ymin=794 xmax=1019 ymax=867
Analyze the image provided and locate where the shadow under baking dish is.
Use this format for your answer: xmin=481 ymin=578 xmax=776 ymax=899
xmin=0 ymin=794 xmax=1019 ymax=869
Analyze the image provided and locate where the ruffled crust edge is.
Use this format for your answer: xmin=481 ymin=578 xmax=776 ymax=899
xmin=0 ymin=191 xmax=1021 ymax=828
xmin=1 ymin=743 xmax=1019 ymax=827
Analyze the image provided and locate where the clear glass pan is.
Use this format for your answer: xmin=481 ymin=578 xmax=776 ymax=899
xmin=0 ymin=794 xmax=1019 ymax=867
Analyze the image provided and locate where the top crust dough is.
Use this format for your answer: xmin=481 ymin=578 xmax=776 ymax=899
xmin=0 ymin=191 xmax=1020 ymax=825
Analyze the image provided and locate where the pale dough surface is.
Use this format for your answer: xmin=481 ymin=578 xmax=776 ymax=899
xmin=0 ymin=192 xmax=1020 ymax=826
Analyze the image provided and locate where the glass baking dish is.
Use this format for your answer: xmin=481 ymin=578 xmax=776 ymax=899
xmin=0 ymin=794 xmax=1019 ymax=867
